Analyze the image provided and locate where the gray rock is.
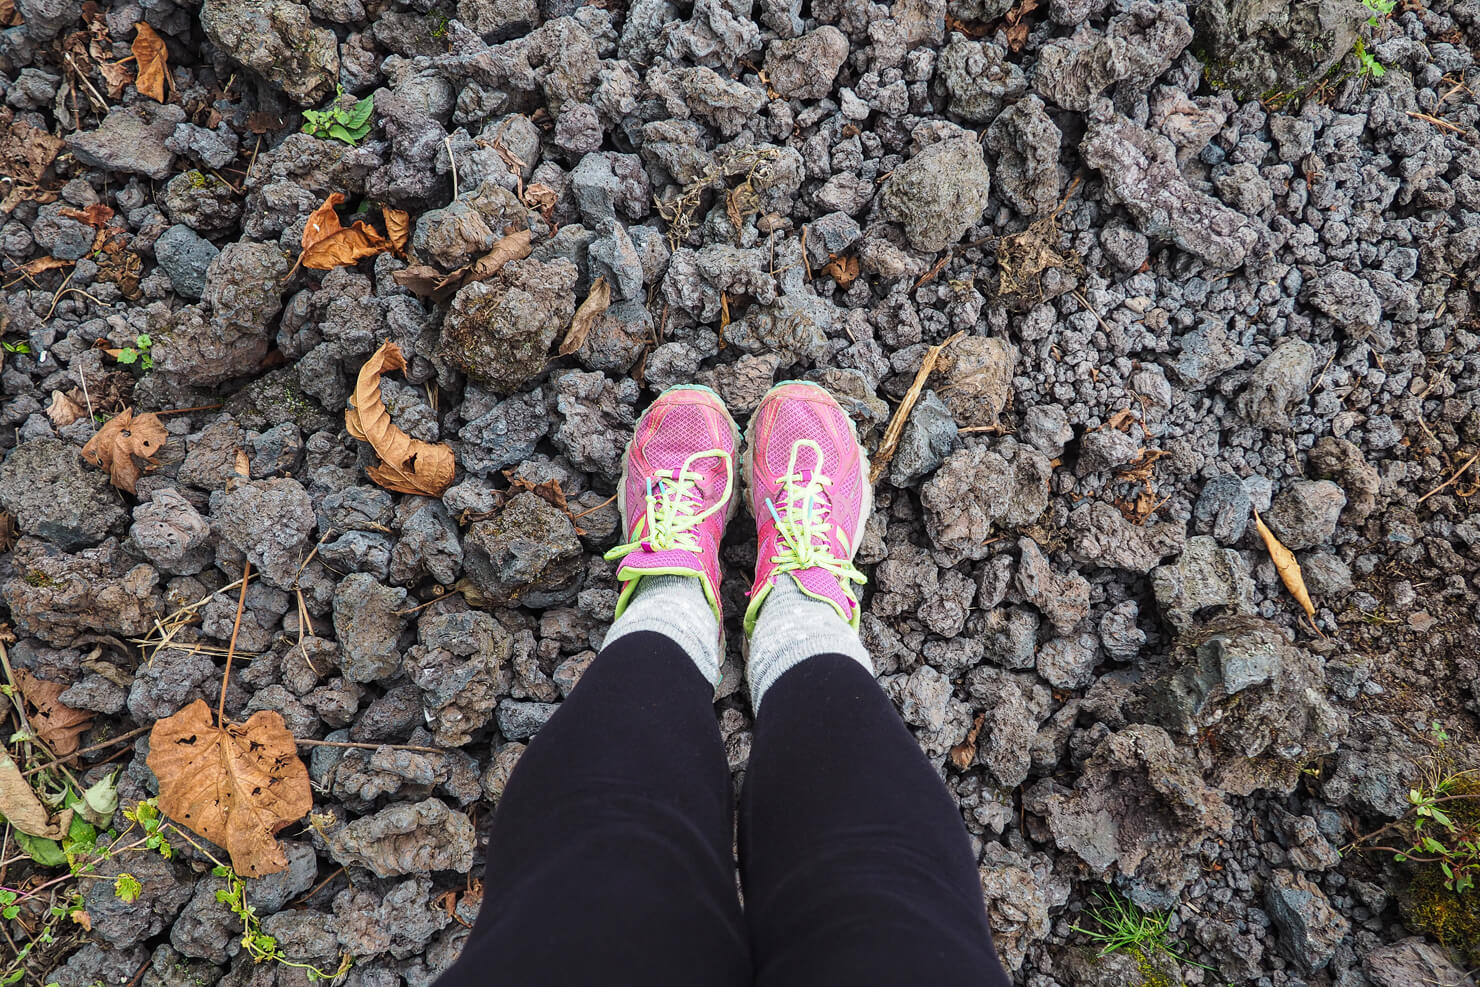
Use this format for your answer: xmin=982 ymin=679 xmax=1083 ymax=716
xmin=1270 ymin=116 xmax=1316 ymax=160
xmin=50 ymin=943 xmax=151 ymax=987
xmin=1234 ymin=339 xmax=1316 ymax=431
xmin=1014 ymin=537 xmax=1090 ymax=635
xmin=765 ymin=26 xmax=848 ymax=100
xmin=1193 ymin=0 xmax=1368 ymax=96
xmin=1192 ymin=474 xmax=1251 ymax=544
xmin=1165 ymin=319 xmax=1244 ymax=389
xmin=463 ymin=492 xmax=584 ymax=607
xmin=497 ymin=698 xmax=559 ymax=739
xmin=984 ymin=95 xmax=1062 ymax=217
xmin=128 ymin=646 xmax=222 ymax=721
xmin=588 ymin=222 xmax=645 ymax=301
xmin=936 ymin=336 xmax=1017 ymax=429
xmin=0 ymin=439 xmax=127 ymax=550
xmin=13 ymin=0 xmax=76 ymax=38
xmin=1034 ymin=5 xmax=1192 ymax=112
xmin=877 ymin=134 xmax=992 ymax=253
xmin=1099 ymin=221 xmax=1149 ymax=271
xmin=460 ymin=388 xmax=551 ymax=475
xmin=201 ymin=0 xmax=341 ymax=106
xmin=153 ymin=225 xmax=220 ymax=301
xmin=1308 ymin=437 xmax=1380 ymax=522
xmin=980 ymin=607 xmax=1040 ymax=669
xmin=403 ymin=610 xmax=512 ymax=747
xmin=245 ymin=840 xmax=317 ymax=913
xmin=889 ymin=390 xmax=957 ymax=486
xmin=1152 ymin=535 xmax=1256 ymax=632
xmin=441 ymin=258 xmax=579 ymax=395
xmin=170 ymin=876 xmax=237 ymax=964
xmin=328 ymin=799 xmax=476 ymax=876
xmin=210 ymin=478 xmax=316 ymax=589
xmin=131 ymin=487 xmax=212 ymax=574
xmin=1036 ymin=631 xmax=1099 ymax=689
xmin=1066 ymin=501 xmax=1185 ymax=573
xmin=570 ymin=152 xmax=651 ymax=225
xmin=1098 ymin=600 xmax=1145 ymax=661
xmin=977 ymin=842 xmax=1071 ymax=973
xmin=551 ymin=370 xmax=638 ymax=479
xmin=1076 ymin=427 xmax=1141 ymax=475
xmin=459 ymin=0 xmax=540 ymax=41
xmin=411 ymin=200 xmax=498 ymax=271
xmin=1266 ymin=869 xmax=1349 ymax=974
xmin=84 ymin=852 xmax=194 ymax=949
xmin=1266 ymin=479 xmax=1345 ymax=550
xmin=320 ymin=530 xmax=394 ymax=579
xmin=65 ymin=103 xmax=186 ymax=180
xmin=1300 ymin=552 xmax=1352 ymax=597
xmin=333 ymin=877 xmax=453 ymax=960
xmin=1080 ymin=102 xmax=1260 ymax=270
xmin=937 ymin=39 xmax=1027 ymax=123
xmin=1365 ymin=937 xmax=1476 ymax=987
xmin=921 ymin=445 xmax=1049 ymax=566
xmin=390 ymin=499 xmax=463 ymax=586
xmin=165 ymin=123 xmax=241 ymax=170
xmin=1019 ymin=405 xmax=1073 ymax=457
xmin=332 ymin=573 xmax=408 ymax=683
xmin=31 ymin=204 xmax=94 ymax=261
xmin=160 ymin=169 xmax=243 ymax=237
xmin=1302 ymin=265 xmax=1383 ymax=334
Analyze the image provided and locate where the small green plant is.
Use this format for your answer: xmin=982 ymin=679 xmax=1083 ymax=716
xmin=1 ymin=340 xmax=30 ymax=354
xmin=429 ymin=10 xmax=451 ymax=38
xmin=209 ymin=865 xmax=350 ymax=980
xmin=115 ymin=333 xmax=153 ymax=371
xmin=1354 ymin=37 xmax=1386 ymax=77
xmin=1362 ymin=0 xmax=1396 ymax=26
xmin=301 ymin=86 xmax=375 ymax=146
xmin=1392 ymin=778 xmax=1480 ymax=894
xmin=1070 ymin=890 xmax=1212 ymax=978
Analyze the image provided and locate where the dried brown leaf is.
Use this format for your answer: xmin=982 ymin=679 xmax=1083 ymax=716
xmin=299 ymin=193 xmax=394 ymax=271
xmin=1004 ymin=0 xmax=1041 ymax=51
xmin=0 ymin=750 xmax=71 ymax=839
xmin=0 ymin=113 xmax=64 ymax=186
xmin=392 ymin=228 xmax=532 ymax=304
xmin=506 ymin=475 xmax=568 ymax=513
xmin=59 ymin=203 xmax=115 ymax=230
xmin=47 ymin=390 xmax=86 ymax=427
xmin=1253 ymin=510 xmax=1323 ymax=636
xmin=523 ymin=182 xmax=557 ymax=223
xmin=246 ymin=111 xmax=284 ymax=134
xmin=558 ymin=276 xmax=610 ymax=357
xmin=96 ymin=59 xmax=133 ymax=100
xmin=13 ymin=668 xmax=93 ymax=756
xmin=346 ymin=341 xmax=456 ymax=496
xmin=822 ymin=253 xmax=859 ymax=289
xmin=80 ymin=407 xmax=167 ymax=494
xmin=949 ymin=712 xmax=985 ymax=771
xmin=0 ymin=0 xmax=20 ymax=27
xmin=871 ymin=331 xmax=965 ymax=484
xmin=382 ymin=207 xmax=411 ymax=257
xmin=0 ymin=513 xmax=17 ymax=553
xmin=147 ymin=699 xmax=312 ymax=877
xmin=131 ymin=22 xmax=168 ymax=103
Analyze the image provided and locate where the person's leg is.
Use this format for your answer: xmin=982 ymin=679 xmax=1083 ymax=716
xmin=439 ymin=386 xmax=751 ymax=987
xmin=439 ymin=629 xmax=749 ymax=987
xmin=737 ymin=381 xmax=1010 ymax=986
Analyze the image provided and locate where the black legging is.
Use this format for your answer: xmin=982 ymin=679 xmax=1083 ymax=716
xmin=435 ymin=631 xmax=1011 ymax=986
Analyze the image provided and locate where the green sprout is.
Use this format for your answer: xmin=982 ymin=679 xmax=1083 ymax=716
xmin=1070 ymin=890 xmax=1213 ymax=972
xmin=1356 ymin=0 xmax=1393 ymax=76
xmin=1 ymin=341 xmax=29 ymax=354
xmin=301 ymin=86 xmax=375 ymax=146
xmin=115 ymin=333 xmax=153 ymax=371
xmin=112 ymin=872 xmax=142 ymax=903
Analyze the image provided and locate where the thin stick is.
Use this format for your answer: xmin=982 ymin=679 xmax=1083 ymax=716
xmin=800 ymin=225 xmax=813 ymax=281
xmin=394 ymin=590 xmax=462 ymax=616
xmin=42 ymin=268 xmax=76 ymax=321
xmin=217 ymin=560 xmax=250 ymax=727
xmin=1418 ymin=449 xmax=1480 ymax=504
xmin=571 ymin=493 xmax=617 ymax=520
xmin=289 ymin=865 xmax=346 ymax=908
xmin=19 ymin=725 xmax=151 ymax=778
xmin=1406 ymin=109 xmax=1466 ymax=134
xmin=870 ymin=331 xmax=964 ymax=484
xmin=294 ymin=738 xmax=446 ymax=754
xmin=125 ymin=958 xmax=153 ymax=987
xmin=75 ymin=364 xmax=96 ymax=432
xmin=154 ymin=404 xmax=223 ymax=416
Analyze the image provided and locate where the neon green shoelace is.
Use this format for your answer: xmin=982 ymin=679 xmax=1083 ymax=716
xmin=763 ymin=440 xmax=866 ymax=593
xmin=605 ymin=449 xmax=733 ymax=561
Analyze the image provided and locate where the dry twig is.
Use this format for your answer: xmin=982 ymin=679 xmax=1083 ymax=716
xmin=870 ymin=331 xmax=964 ymax=483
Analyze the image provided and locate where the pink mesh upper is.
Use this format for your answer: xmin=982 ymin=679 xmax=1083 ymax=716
xmin=614 ymin=388 xmax=739 ymax=620
xmin=746 ymin=382 xmax=868 ymax=622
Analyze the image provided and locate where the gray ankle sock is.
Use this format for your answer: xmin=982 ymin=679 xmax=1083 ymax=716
xmin=603 ymin=574 xmax=722 ymax=686
xmin=747 ymin=575 xmax=873 ymax=710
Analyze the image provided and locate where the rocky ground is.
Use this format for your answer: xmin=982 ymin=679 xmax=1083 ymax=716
xmin=2 ymin=0 xmax=1480 ymax=983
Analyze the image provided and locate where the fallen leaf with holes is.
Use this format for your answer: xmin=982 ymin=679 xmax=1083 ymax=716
xmin=47 ymin=390 xmax=86 ymax=427
xmin=822 ymin=254 xmax=859 ymax=289
xmin=299 ymin=193 xmax=394 ymax=271
xmin=0 ymin=750 xmax=72 ymax=839
xmin=80 ymin=407 xmax=167 ymax=494
xmin=13 ymin=668 xmax=93 ymax=756
xmin=147 ymin=699 xmax=312 ymax=877
xmin=558 ymin=276 xmax=610 ymax=357
xmin=392 ymin=228 xmax=532 ymax=304
xmin=949 ymin=712 xmax=985 ymax=771
xmin=1252 ymin=510 xmax=1322 ymax=636
xmin=383 ymin=207 xmax=411 ymax=256
xmin=131 ymin=21 xmax=168 ymax=103
xmin=346 ymin=341 xmax=456 ymax=496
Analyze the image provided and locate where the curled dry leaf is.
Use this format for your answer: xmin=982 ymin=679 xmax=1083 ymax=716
xmin=299 ymin=192 xmax=395 ymax=271
xmin=1252 ymin=509 xmax=1323 ymax=637
xmin=131 ymin=22 xmax=168 ymax=102
xmin=13 ymin=256 xmax=73 ymax=279
xmin=0 ymin=750 xmax=72 ymax=839
xmin=949 ymin=712 xmax=985 ymax=772
xmin=392 ymin=228 xmax=532 ymax=304
xmin=346 ymin=341 xmax=456 ymax=496
xmin=81 ymin=407 xmax=167 ymax=494
xmin=523 ymin=182 xmax=557 ymax=223
xmin=47 ymin=389 xmax=86 ymax=427
xmin=13 ymin=668 xmax=94 ymax=756
xmin=382 ymin=206 xmax=411 ymax=257
xmin=822 ymin=253 xmax=860 ymax=289
xmin=558 ymin=276 xmax=610 ymax=357
xmin=147 ymin=699 xmax=313 ymax=877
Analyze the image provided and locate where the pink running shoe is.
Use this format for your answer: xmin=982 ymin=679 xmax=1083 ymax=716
xmin=743 ymin=381 xmax=871 ymax=635
xmin=605 ymin=385 xmax=741 ymax=624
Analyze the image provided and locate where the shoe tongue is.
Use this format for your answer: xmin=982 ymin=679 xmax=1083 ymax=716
xmin=615 ymin=548 xmax=704 ymax=579
xmin=787 ymin=567 xmax=855 ymax=620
